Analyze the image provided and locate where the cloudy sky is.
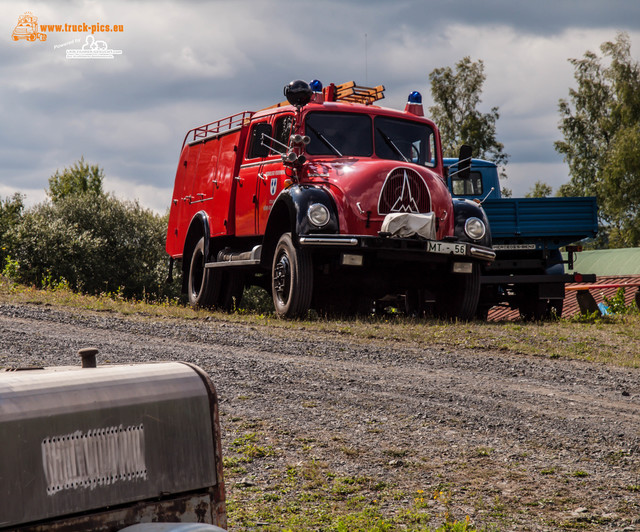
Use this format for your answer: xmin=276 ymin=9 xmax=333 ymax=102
xmin=2 ymin=0 xmax=640 ymax=213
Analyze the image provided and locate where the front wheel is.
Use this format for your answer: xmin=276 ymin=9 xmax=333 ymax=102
xmin=271 ymin=233 xmax=313 ymax=318
xmin=434 ymin=263 xmax=480 ymax=321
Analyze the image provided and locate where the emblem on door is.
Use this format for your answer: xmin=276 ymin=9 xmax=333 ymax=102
xmin=270 ymin=177 xmax=278 ymax=196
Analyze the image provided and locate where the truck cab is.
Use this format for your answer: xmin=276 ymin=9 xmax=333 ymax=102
xmin=167 ymin=80 xmax=495 ymax=320
xmin=444 ymin=158 xmax=598 ymax=319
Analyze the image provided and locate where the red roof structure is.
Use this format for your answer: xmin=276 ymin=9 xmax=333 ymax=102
xmin=487 ymin=275 xmax=640 ymax=321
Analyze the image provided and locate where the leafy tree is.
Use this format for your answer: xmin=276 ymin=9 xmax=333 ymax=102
xmin=555 ymin=32 xmax=640 ymax=247
xmin=47 ymin=156 xmax=104 ymax=202
xmin=429 ymin=56 xmax=510 ymax=170
xmin=525 ymin=181 xmax=553 ymax=198
xmin=0 ymin=193 xmax=24 ymax=267
xmin=10 ymin=192 xmax=172 ymax=299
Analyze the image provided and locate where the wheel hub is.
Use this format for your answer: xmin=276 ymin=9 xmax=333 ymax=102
xmin=273 ymin=253 xmax=291 ymax=303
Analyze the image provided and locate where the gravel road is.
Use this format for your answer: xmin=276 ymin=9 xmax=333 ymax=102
xmin=1 ymin=302 xmax=639 ymax=531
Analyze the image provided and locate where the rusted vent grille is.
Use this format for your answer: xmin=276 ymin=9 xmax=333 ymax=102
xmin=42 ymin=424 xmax=147 ymax=494
xmin=378 ymin=167 xmax=431 ymax=215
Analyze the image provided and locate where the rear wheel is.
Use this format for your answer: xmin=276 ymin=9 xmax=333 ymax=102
xmin=519 ymin=292 xmax=563 ymax=321
xmin=187 ymin=237 xmax=223 ymax=309
xmin=434 ymin=263 xmax=480 ymax=321
xmin=220 ymin=271 xmax=245 ymax=311
xmin=272 ymin=233 xmax=313 ymax=318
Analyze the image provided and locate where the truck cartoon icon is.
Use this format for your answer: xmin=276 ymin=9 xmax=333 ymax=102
xmin=11 ymin=12 xmax=47 ymax=42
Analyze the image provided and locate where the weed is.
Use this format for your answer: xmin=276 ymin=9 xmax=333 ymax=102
xmin=230 ymin=432 xmax=275 ymax=462
xmin=475 ymin=447 xmax=494 ymax=457
xmin=383 ymin=448 xmax=409 ymax=458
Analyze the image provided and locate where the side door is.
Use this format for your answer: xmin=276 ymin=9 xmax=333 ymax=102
xmin=235 ymin=120 xmax=271 ymax=236
xmin=257 ymin=113 xmax=294 ymax=234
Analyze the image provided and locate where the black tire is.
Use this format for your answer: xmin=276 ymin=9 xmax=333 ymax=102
xmin=434 ymin=263 xmax=481 ymax=321
xmin=272 ymin=233 xmax=313 ymax=318
xmin=187 ymin=237 xmax=223 ymax=309
xmin=404 ymin=289 xmax=426 ymax=317
xmin=219 ymin=271 xmax=245 ymax=312
xmin=519 ymin=294 xmax=564 ymax=321
xmin=475 ymin=305 xmax=491 ymax=321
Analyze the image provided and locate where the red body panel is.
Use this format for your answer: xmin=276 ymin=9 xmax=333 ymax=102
xmin=166 ymin=127 xmax=248 ymax=257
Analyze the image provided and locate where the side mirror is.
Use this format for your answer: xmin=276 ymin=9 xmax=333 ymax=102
xmin=458 ymin=144 xmax=472 ymax=180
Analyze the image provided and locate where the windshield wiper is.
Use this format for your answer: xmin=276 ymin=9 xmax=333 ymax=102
xmin=376 ymin=127 xmax=409 ymax=162
xmin=307 ymin=124 xmax=343 ymax=157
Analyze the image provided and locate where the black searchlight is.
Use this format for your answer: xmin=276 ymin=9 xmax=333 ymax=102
xmin=284 ymin=79 xmax=313 ymax=107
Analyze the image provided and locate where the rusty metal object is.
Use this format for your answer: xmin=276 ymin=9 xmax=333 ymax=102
xmin=0 ymin=360 xmax=226 ymax=531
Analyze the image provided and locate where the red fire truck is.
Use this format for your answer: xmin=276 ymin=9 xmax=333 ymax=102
xmin=166 ymin=80 xmax=495 ymax=319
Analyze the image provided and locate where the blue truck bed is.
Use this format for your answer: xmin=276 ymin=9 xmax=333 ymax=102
xmin=482 ymin=196 xmax=599 ymax=249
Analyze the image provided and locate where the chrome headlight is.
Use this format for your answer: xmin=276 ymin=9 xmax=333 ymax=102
xmin=464 ymin=217 xmax=486 ymax=240
xmin=307 ymin=203 xmax=330 ymax=227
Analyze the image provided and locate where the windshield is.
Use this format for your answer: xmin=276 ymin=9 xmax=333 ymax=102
xmin=374 ymin=116 xmax=436 ymax=167
xmin=304 ymin=111 xmax=436 ymax=167
xmin=306 ymin=112 xmax=372 ymax=157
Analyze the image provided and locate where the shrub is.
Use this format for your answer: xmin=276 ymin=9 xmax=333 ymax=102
xmin=9 ymin=192 xmax=176 ymax=300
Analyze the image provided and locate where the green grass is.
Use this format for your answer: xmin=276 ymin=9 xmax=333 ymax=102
xmin=1 ymin=275 xmax=639 ymax=368
xmin=224 ymin=429 xmax=485 ymax=531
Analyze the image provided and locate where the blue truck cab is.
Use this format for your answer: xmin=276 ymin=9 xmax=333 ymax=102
xmin=444 ymin=158 xmax=598 ymax=319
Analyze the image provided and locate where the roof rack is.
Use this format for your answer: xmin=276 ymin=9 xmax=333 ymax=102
xmin=331 ymin=81 xmax=385 ymax=105
xmin=261 ymin=81 xmax=385 ymax=111
xmin=182 ymin=111 xmax=254 ymax=149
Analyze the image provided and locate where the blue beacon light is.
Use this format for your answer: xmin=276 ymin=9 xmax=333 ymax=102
xmin=309 ymin=79 xmax=323 ymax=92
xmin=408 ymin=91 xmax=422 ymax=104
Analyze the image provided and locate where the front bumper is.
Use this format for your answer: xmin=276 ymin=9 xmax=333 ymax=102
xmin=298 ymin=234 xmax=495 ymax=262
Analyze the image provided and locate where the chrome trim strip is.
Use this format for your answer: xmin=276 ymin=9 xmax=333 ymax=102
xmin=206 ymin=259 xmax=260 ymax=269
xmin=298 ymin=236 xmax=359 ymax=246
xmin=469 ymin=247 xmax=496 ymax=260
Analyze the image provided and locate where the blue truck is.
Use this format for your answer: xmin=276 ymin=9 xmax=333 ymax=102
xmin=444 ymin=158 xmax=598 ymax=319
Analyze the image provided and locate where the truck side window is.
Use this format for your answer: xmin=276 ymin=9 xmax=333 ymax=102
xmin=273 ymin=115 xmax=294 ymax=153
xmin=452 ymin=171 xmax=484 ymax=196
xmin=247 ymin=122 xmax=272 ymax=159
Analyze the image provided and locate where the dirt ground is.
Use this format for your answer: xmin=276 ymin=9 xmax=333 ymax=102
xmin=1 ymin=302 xmax=639 ymax=530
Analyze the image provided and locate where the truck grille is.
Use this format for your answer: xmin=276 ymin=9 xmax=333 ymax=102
xmin=378 ymin=167 xmax=431 ymax=214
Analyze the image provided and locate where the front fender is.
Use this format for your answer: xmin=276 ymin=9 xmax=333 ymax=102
xmin=267 ymin=185 xmax=340 ymax=237
xmin=452 ymin=199 xmax=492 ymax=247
xmin=261 ymin=185 xmax=339 ymax=267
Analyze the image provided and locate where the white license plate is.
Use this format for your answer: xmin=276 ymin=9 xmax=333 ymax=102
xmin=426 ymin=241 xmax=467 ymax=255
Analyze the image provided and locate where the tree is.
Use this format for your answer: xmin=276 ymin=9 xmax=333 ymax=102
xmin=555 ymin=32 xmax=640 ymax=247
xmin=47 ymin=156 xmax=104 ymax=202
xmin=0 ymin=193 xmax=24 ymax=268
xmin=429 ymin=57 xmax=510 ymax=170
xmin=525 ymin=181 xmax=553 ymax=198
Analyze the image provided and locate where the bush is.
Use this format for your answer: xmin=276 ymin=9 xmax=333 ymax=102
xmin=9 ymin=192 xmax=176 ymax=300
